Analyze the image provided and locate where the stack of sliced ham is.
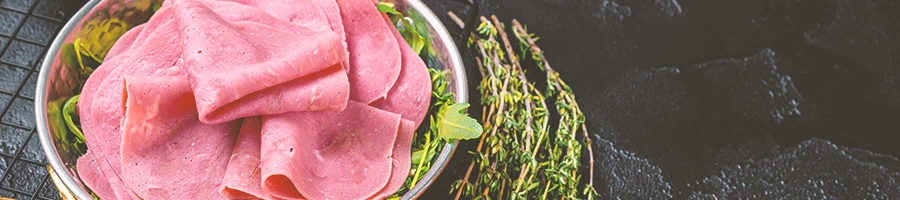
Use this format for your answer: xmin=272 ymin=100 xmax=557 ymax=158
xmin=75 ymin=0 xmax=432 ymax=199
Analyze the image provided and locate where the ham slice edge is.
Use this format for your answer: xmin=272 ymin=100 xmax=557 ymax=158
xmin=260 ymin=101 xmax=398 ymax=200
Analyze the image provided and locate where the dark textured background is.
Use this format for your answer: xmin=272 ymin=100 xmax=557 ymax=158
xmin=2 ymin=0 xmax=899 ymax=199
xmin=0 ymin=0 xmax=84 ymax=199
xmin=421 ymin=0 xmax=900 ymax=199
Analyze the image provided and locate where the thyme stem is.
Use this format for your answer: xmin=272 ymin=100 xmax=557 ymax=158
xmin=448 ymin=12 xmax=598 ymax=199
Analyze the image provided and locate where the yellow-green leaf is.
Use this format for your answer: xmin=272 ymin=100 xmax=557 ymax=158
xmin=399 ymin=18 xmax=426 ymax=54
xmin=437 ymin=103 xmax=483 ymax=140
xmin=62 ymin=95 xmax=85 ymax=144
xmin=376 ymin=2 xmax=402 ymax=16
xmin=46 ymin=98 xmax=68 ymax=145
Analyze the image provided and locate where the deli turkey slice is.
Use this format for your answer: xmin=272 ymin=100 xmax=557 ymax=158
xmin=260 ymin=101 xmax=400 ymax=199
xmin=174 ymin=0 xmax=348 ymax=124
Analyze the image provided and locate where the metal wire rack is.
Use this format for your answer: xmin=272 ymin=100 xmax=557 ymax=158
xmin=0 ymin=0 xmax=84 ymax=199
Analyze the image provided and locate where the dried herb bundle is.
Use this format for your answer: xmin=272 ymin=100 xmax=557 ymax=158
xmin=448 ymin=13 xmax=598 ymax=200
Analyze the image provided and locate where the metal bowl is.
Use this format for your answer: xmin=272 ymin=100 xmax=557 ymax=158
xmin=35 ymin=0 xmax=468 ymax=199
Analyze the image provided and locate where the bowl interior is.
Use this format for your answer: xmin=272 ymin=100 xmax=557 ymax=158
xmin=35 ymin=0 xmax=466 ymax=199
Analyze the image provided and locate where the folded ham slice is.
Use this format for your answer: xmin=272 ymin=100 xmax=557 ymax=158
xmin=174 ymin=0 xmax=348 ymax=124
xmin=260 ymin=101 xmax=399 ymax=199
xmin=103 ymin=24 xmax=144 ymax=61
xmin=250 ymin=0 xmax=350 ymax=71
xmin=78 ymin=6 xmax=184 ymax=200
xmin=336 ymin=0 xmax=402 ymax=104
xmin=220 ymin=117 xmax=268 ymax=199
xmin=371 ymin=119 xmax=416 ymax=199
xmin=368 ymin=13 xmax=433 ymax=199
xmin=75 ymin=152 xmax=115 ymax=200
xmin=76 ymin=0 xmax=433 ymax=199
xmin=313 ymin=0 xmax=351 ymax=71
xmin=371 ymin=13 xmax=433 ymax=128
xmin=120 ymin=76 xmax=240 ymax=200
xmin=195 ymin=65 xmax=350 ymax=126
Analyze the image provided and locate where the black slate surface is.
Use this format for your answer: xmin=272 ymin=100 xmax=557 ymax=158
xmin=2 ymin=0 xmax=899 ymax=199
xmin=0 ymin=0 xmax=83 ymax=199
xmin=421 ymin=0 xmax=900 ymax=199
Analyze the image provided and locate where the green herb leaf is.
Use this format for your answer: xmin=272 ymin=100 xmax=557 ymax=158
xmin=410 ymin=148 xmax=436 ymax=165
xmin=406 ymin=10 xmax=435 ymax=56
xmin=437 ymin=103 xmax=483 ymax=140
xmin=62 ymin=95 xmax=85 ymax=144
xmin=410 ymin=149 xmax=425 ymax=165
xmin=151 ymin=2 xmax=162 ymax=12
xmin=46 ymin=98 xmax=69 ymax=147
xmin=399 ymin=18 xmax=426 ymax=54
xmin=47 ymin=96 xmax=87 ymax=155
xmin=376 ymin=2 xmax=402 ymax=16
xmin=59 ymin=43 xmax=79 ymax=69
xmin=377 ymin=2 xmax=427 ymax=55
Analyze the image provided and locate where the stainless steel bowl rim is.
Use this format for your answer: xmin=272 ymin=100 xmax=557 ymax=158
xmin=35 ymin=0 xmax=467 ymax=199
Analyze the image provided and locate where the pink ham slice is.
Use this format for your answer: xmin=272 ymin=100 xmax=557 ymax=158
xmin=103 ymin=24 xmax=144 ymax=61
xmin=314 ymin=0 xmax=351 ymax=71
xmin=76 ymin=0 xmax=433 ymax=199
xmin=195 ymin=65 xmax=349 ymax=126
xmin=119 ymin=75 xmax=240 ymax=199
xmin=371 ymin=119 xmax=416 ymax=199
xmin=260 ymin=101 xmax=399 ymax=199
xmin=75 ymin=152 xmax=115 ymax=200
xmin=220 ymin=117 xmax=268 ymax=199
xmin=79 ymin=7 xmax=185 ymax=200
xmin=78 ymin=2 xmax=177 ymax=149
xmin=173 ymin=0 xmax=348 ymax=124
xmin=368 ymin=15 xmax=430 ymax=198
xmin=371 ymin=13 xmax=433 ymax=128
xmin=249 ymin=0 xmax=350 ymax=71
xmin=336 ymin=0 xmax=402 ymax=104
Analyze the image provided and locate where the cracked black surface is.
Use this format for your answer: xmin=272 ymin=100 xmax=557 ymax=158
xmin=2 ymin=0 xmax=898 ymax=199
xmin=422 ymin=0 xmax=900 ymax=199
xmin=0 ymin=0 xmax=84 ymax=199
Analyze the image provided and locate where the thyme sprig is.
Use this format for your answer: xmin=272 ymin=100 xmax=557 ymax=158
xmin=448 ymin=13 xmax=598 ymax=200
xmin=512 ymin=19 xmax=598 ymax=199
